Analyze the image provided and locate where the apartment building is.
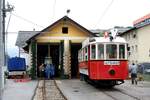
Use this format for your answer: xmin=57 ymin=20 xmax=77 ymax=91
xmin=119 ymin=13 xmax=150 ymax=64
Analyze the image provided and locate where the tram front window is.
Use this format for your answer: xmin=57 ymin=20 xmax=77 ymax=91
xmin=106 ymin=44 xmax=117 ymax=59
xmin=119 ymin=44 xmax=125 ymax=59
xmin=98 ymin=44 xmax=104 ymax=59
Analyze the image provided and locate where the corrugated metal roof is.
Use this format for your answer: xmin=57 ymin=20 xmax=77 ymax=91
xmin=90 ymin=29 xmax=108 ymax=34
xmin=15 ymin=31 xmax=39 ymax=47
xmin=118 ymin=27 xmax=136 ymax=36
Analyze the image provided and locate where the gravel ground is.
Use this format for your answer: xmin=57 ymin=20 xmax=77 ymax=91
xmin=33 ymin=80 xmax=44 ymax=100
xmin=33 ymin=80 xmax=66 ymax=100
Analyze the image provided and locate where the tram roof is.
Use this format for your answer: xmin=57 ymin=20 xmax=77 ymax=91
xmin=82 ymin=37 xmax=127 ymax=48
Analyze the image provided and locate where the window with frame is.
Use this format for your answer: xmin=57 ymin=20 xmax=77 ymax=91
xmin=91 ymin=44 xmax=96 ymax=59
xmin=85 ymin=47 xmax=88 ymax=61
xmin=127 ymin=46 xmax=131 ymax=56
xmin=119 ymin=44 xmax=125 ymax=59
xmin=78 ymin=51 xmax=81 ymax=62
xmin=83 ymin=48 xmax=85 ymax=61
xmin=62 ymin=27 xmax=68 ymax=34
xmin=106 ymin=44 xmax=117 ymax=59
xmin=135 ymin=45 xmax=138 ymax=52
xmin=81 ymin=49 xmax=84 ymax=61
xmin=98 ymin=44 xmax=104 ymax=59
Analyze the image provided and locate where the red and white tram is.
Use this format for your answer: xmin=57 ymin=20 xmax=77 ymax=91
xmin=78 ymin=36 xmax=128 ymax=87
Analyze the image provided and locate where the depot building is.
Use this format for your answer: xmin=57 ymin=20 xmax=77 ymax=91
xmin=16 ymin=16 xmax=96 ymax=78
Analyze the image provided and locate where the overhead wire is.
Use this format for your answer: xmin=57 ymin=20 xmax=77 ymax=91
xmin=95 ymin=0 xmax=114 ymax=28
xmin=7 ymin=0 xmax=57 ymax=34
xmin=10 ymin=0 xmax=58 ymax=30
xmin=6 ymin=12 xmax=12 ymax=33
xmin=6 ymin=1 xmax=115 ymax=33
xmin=9 ymin=0 xmax=57 ymax=33
xmin=11 ymin=13 xmax=45 ymax=28
xmin=52 ymin=0 xmax=57 ymax=22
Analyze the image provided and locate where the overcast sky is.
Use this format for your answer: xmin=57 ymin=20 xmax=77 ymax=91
xmin=6 ymin=0 xmax=150 ymax=57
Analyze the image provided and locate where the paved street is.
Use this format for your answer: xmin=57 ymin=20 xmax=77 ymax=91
xmin=56 ymin=79 xmax=150 ymax=100
xmin=2 ymin=79 xmax=150 ymax=100
xmin=2 ymin=79 xmax=38 ymax=100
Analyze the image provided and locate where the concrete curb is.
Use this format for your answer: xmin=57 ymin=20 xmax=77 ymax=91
xmin=31 ymin=80 xmax=39 ymax=100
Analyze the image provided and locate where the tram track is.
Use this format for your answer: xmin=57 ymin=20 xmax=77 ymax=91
xmin=33 ymin=79 xmax=67 ymax=100
xmin=87 ymin=79 xmax=141 ymax=100
xmin=44 ymin=79 xmax=67 ymax=100
xmin=33 ymin=79 xmax=145 ymax=100
xmin=117 ymin=88 xmax=141 ymax=100
xmin=101 ymin=88 xmax=141 ymax=100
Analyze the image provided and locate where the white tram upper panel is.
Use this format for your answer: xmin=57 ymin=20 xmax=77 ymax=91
xmin=82 ymin=37 xmax=127 ymax=48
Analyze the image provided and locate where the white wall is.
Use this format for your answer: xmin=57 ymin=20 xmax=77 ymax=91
xmin=122 ymin=25 xmax=150 ymax=64
xmin=138 ymin=25 xmax=150 ymax=63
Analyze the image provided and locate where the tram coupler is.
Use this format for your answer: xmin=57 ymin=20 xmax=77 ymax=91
xmin=116 ymin=80 xmax=124 ymax=85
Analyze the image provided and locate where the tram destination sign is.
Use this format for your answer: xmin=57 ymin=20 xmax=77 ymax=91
xmin=104 ymin=61 xmax=120 ymax=65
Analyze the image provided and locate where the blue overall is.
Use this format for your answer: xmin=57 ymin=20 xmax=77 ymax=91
xmin=45 ymin=64 xmax=55 ymax=79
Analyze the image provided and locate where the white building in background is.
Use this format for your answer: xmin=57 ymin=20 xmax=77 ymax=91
xmin=119 ymin=13 xmax=150 ymax=64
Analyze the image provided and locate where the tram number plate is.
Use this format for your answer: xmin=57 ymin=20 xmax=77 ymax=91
xmin=104 ymin=61 xmax=120 ymax=65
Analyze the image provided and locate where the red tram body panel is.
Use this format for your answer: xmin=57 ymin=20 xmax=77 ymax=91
xmin=89 ymin=60 xmax=128 ymax=80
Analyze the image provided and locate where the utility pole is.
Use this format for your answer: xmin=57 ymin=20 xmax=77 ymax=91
xmin=3 ymin=1 xmax=13 ymax=64
xmin=0 ymin=0 xmax=4 ymax=99
xmin=0 ymin=0 xmax=13 ymax=99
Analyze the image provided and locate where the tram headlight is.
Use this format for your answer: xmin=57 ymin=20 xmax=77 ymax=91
xmin=109 ymin=69 xmax=115 ymax=75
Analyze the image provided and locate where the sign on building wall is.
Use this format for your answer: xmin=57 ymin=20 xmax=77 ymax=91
xmin=133 ymin=13 xmax=150 ymax=28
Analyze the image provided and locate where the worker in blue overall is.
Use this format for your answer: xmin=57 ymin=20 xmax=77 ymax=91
xmin=45 ymin=64 xmax=55 ymax=79
xmin=44 ymin=57 xmax=55 ymax=79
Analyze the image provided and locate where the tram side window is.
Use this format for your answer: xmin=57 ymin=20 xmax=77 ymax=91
xmin=119 ymin=44 xmax=125 ymax=59
xmin=91 ymin=44 xmax=96 ymax=59
xmin=85 ymin=47 xmax=88 ymax=61
xmin=98 ymin=44 xmax=104 ymax=59
xmin=83 ymin=48 xmax=85 ymax=61
xmin=78 ymin=50 xmax=82 ymax=62
xmin=82 ymin=49 xmax=84 ymax=61
xmin=106 ymin=44 xmax=117 ymax=59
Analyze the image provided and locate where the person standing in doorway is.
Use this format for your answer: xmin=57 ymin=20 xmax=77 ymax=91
xmin=45 ymin=64 xmax=50 ymax=79
xmin=44 ymin=57 xmax=55 ymax=79
xmin=49 ymin=64 xmax=55 ymax=79
xmin=130 ymin=63 xmax=138 ymax=85
xmin=39 ymin=63 xmax=45 ymax=79
xmin=45 ymin=63 xmax=55 ymax=79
